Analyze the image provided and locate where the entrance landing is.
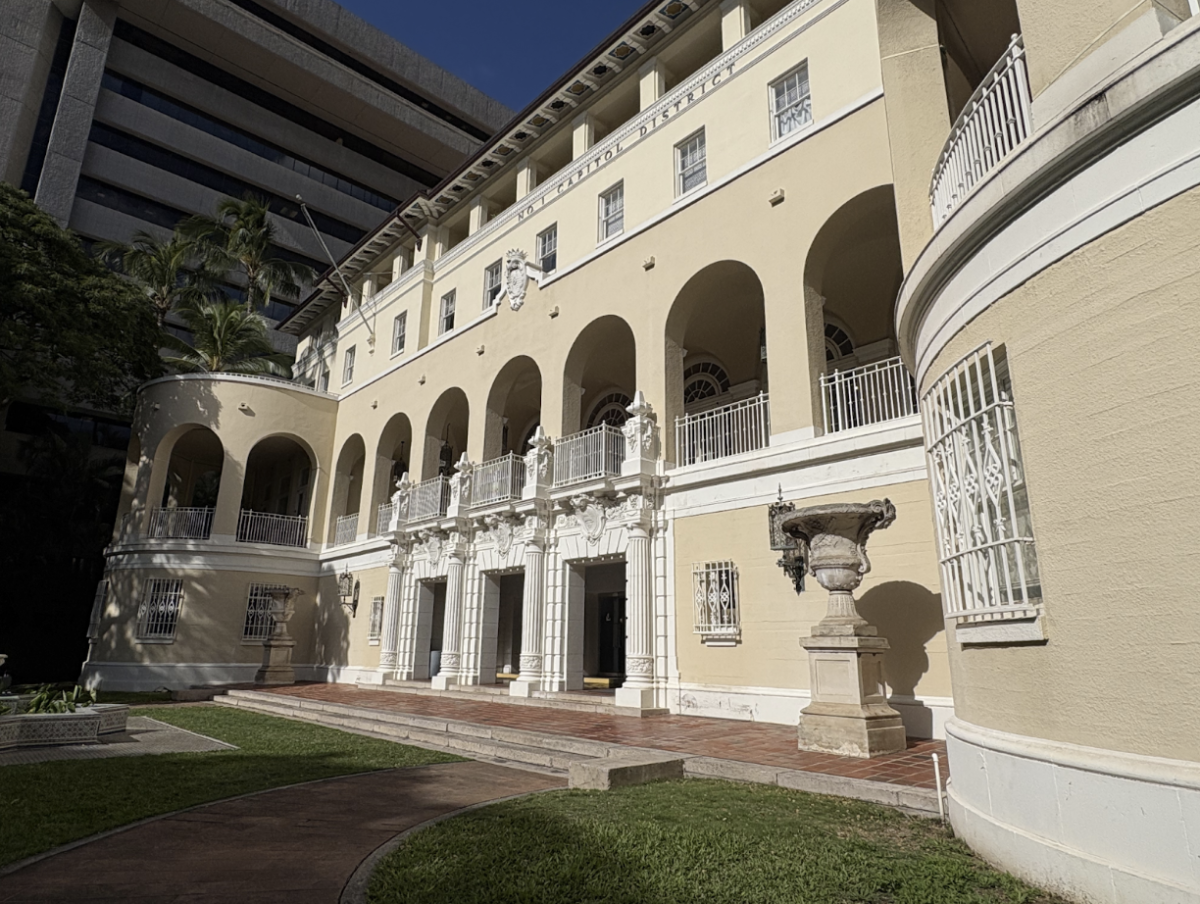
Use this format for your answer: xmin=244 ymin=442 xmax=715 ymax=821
xmin=236 ymin=684 xmax=946 ymax=814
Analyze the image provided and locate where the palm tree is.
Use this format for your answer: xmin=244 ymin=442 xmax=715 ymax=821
xmin=96 ymin=231 xmax=218 ymax=327
xmin=163 ymin=301 xmax=293 ymax=376
xmin=179 ymin=195 xmax=313 ymax=313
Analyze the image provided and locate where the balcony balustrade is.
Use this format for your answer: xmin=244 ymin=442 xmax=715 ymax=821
xmin=376 ymin=501 xmax=397 ymax=534
xmin=821 ymin=356 xmax=918 ymax=435
xmin=332 ymin=512 xmax=359 ymax=546
xmin=930 ymin=34 xmax=1031 ymax=228
xmin=675 ymin=393 xmax=770 ymax=467
xmin=147 ymin=506 xmax=213 ymax=540
xmin=236 ymin=510 xmax=308 ymax=547
xmin=472 ymin=453 xmax=527 ymax=508
xmin=553 ymin=425 xmax=625 ymax=488
xmin=408 ymin=476 xmax=451 ymax=523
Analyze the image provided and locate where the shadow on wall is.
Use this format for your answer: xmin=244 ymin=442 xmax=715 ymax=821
xmin=857 ymin=581 xmax=943 ymax=727
xmin=311 ymin=574 xmax=351 ymax=676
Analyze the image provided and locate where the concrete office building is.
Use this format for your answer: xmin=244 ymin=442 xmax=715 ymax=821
xmin=1 ymin=0 xmax=512 ymax=330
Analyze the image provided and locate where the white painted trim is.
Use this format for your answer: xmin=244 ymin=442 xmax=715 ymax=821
xmin=137 ymin=373 xmax=337 ymax=401
xmin=956 ymin=616 xmax=1045 ymax=645
xmin=946 ymin=717 xmax=1200 ymax=903
xmin=79 ymin=661 xmax=380 ymax=692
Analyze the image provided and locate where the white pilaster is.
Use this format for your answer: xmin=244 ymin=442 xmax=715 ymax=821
xmin=638 ymin=58 xmax=669 ymax=110
xmin=468 ymin=196 xmax=490 ymax=235
xmin=517 ymin=157 xmax=540 ymax=198
xmin=432 ymin=540 xmax=466 ymax=688
xmin=616 ymin=521 xmax=656 ymax=709
xmin=719 ymin=0 xmax=751 ymax=50
xmin=572 ymin=111 xmax=596 ymax=160
xmin=510 ymin=537 xmax=546 ymax=696
xmin=376 ymin=544 xmax=406 ymax=680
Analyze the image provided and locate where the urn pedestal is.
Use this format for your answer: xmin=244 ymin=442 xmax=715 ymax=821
xmin=771 ymin=500 xmax=907 ymax=758
xmin=255 ymin=588 xmax=302 ymax=686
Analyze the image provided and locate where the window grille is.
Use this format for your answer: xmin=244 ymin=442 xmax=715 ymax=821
xmin=676 ymin=130 xmax=707 ymax=195
xmin=392 ymin=311 xmax=407 ymax=355
xmin=599 ymin=183 xmax=624 ymax=241
xmin=825 ymin=323 xmax=854 ymax=361
xmin=136 ymin=578 xmax=184 ymax=641
xmin=586 ymin=392 xmax=633 ymax=429
xmin=243 ymin=582 xmax=290 ymax=641
xmin=342 ymin=346 xmax=355 ymax=385
xmin=693 ymin=562 xmax=739 ymax=639
xmin=771 ymin=63 xmax=812 ymax=140
xmin=537 ymin=224 xmax=558 ymax=274
xmin=484 ymin=260 xmax=503 ymax=308
xmin=683 ymin=361 xmax=731 ymax=406
xmin=923 ymin=343 xmax=1042 ymax=622
xmin=439 ymin=290 xmax=456 ymax=335
xmin=87 ymin=579 xmax=109 ymax=641
xmin=369 ymin=596 xmax=384 ymax=641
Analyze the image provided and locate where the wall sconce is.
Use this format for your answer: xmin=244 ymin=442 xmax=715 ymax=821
xmin=337 ymin=566 xmax=359 ymax=617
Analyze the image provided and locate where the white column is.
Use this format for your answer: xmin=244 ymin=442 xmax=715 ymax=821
xmin=616 ymin=520 xmax=656 ymax=709
xmin=510 ymin=538 xmax=546 ymax=697
xmin=432 ymin=539 xmax=466 ymax=688
xmin=517 ymin=158 xmax=540 ymax=199
xmin=395 ymin=565 xmax=419 ymax=679
xmin=468 ymin=196 xmax=490 ymax=234
xmin=376 ymin=544 xmax=406 ymax=681
xmin=572 ymin=111 xmax=596 ymax=160
xmin=719 ymin=0 xmax=751 ymax=50
xmin=639 ymin=58 xmax=669 ymax=110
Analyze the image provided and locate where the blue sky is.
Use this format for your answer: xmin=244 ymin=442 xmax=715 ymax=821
xmin=338 ymin=0 xmax=647 ymax=112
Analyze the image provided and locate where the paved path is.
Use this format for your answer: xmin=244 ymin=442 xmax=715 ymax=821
xmin=0 ymin=762 xmax=563 ymax=904
xmin=263 ymin=684 xmax=945 ymax=789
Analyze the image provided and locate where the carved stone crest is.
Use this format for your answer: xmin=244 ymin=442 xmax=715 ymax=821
xmin=569 ymin=494 xmax=614 ymax=544
xmin=418 ymin=529 xmax=443 ymax=561
xmin=505 ymin=249 xmax=529 ymax=311
xmin=484 ymin=513 xmax=518 ymax=556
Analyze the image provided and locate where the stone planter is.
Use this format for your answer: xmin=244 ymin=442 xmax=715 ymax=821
xmin=770 ymin=499 xmax=907 ymax=758
xmin=0 ymin=704 xmax=129 ymax=750
xmin=256 ymin=588 xmax=302 ymax=686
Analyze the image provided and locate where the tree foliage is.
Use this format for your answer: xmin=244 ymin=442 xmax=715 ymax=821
xmin=179 ymin=195 xmax=313 ymax=313
xmin=96 ymin=230 xmax=219 ymax=327
xmin=163 ymin=301 xmax=293 ymax=376
xmin=0 ymin=183 xmax=162 ymax=412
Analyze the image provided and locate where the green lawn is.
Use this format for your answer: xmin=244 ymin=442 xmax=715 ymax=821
xmin=368 ymin=780 xmax=1068 ymax=904
xmin=0 ymin=704 xmax=463 ymax=867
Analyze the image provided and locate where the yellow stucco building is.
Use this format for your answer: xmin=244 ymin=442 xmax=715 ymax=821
xmin=86 ymin=1 xmax=1200 ymax=901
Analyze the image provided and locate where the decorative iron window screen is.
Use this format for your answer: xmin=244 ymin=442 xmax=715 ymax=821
xmin=692 ymin=561 xmax=739 ymax=638
xmin=598 ymin=183 xmax=624 ymax=241
xmin=342 ymin=345 xmax=355 ymax=385
xmin=676 ymin=130 xmax=707 ymax=195
xmin=439 ymin=290 xmax=456 ymax=334
xmin=136 ymin=578 xmax=184 ymax=640
xmin=369 ymin=596 xmax=384 ymax=641
xmin=771 ymin=62 xmax=812 ymax=140
xmin=922 ymin=343 xmax=1042 ymax=622
xmin=484 ymin=260 xmax=503 ymax=307
xmin=243 ymin=582 xmax=290 ymax=641
xmin=392 ymin=311 xmax=407 ymax=355
xmin=537 ymin=224 xmax=557 ymax=273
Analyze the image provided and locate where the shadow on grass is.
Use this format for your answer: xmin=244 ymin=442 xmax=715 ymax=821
xmin=368 ymin=781 xmax=1069 ymax=904
xmin=0 ymin=704 xmax=463 ymax=868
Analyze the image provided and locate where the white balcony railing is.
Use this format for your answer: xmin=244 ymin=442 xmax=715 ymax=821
xmin=930 ymin=33 xmax=1031 ymax=228
xmin=236 ymin=510 xmax=308 ymax=547
xmin=147 ymin=506 xmax=213 ymax=540
xmin=332 ymin=512 xmax=359 ymax=546
xmin=675 ymin=393 xmax=770 ymax=467
xmin=376 ymin=501 xmax=397 ymax=534
xmin=408 ymin=476 xmax=451 ymax=522
xmin=472 ymin=453 xmax=527 ymax=507
xmin=821 ymin=356 xmax=919 ymax=434
xmin=553 ymin=425 xmax=625 ymax=488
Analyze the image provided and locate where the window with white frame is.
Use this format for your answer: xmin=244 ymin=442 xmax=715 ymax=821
xmin=368 ymin=596 xmax=384 ymax=642
xmin=439 ymin=290 xmax=456 ymax=335
xmin=923 ymin=343 xmax=1042 ymax=626
xmin=537 ymin=224 xmax=558 ymax=273
xmin=692 ymin=561 xmax=739 ymax=641
xmin=342 ymin=345 xmax=356 ymax=385
xmin=771 ymin=62 xmax=812 ymax=140
xmin=136 ymin=578 xmax=184 ymax=641
xmin=676 ymin=129 xmax=707 ymax=195
xmin=598 ymin=182 xmax=624 ymax=241
xmin=484 ymin=260 xmax=503 ymax=308
xmin=242 ymin=582 xmax=290 ymax=642
xmin=392 ymin=311 xmax=407 ymax=356
xmin=318 ymin=368 xmax=330 ymax=392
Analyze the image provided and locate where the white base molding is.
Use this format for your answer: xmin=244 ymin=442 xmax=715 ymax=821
xmin=945 ymin=717 xmax=1200 ymax=904
xmin=669 ymin=682 xmax=953 ymax=739
xmin=80 ymin=661 xmax=380 ymax=691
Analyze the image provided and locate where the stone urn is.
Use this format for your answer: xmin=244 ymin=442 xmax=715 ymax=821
xmin=770 ymin=499 xmax=907 ymax=757
xmin=255 ymin=588 xmax=302 ymax=686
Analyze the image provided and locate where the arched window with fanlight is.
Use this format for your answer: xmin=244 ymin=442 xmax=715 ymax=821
xmin=586 ymin=392 xmax=633 ymax=429
xmin=825 ymin=322 xmax=855 ymax=363
xmin=682 ymin=360 xmax=732 ymax=414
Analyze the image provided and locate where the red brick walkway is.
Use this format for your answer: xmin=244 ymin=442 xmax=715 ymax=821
xmin=263 ymin=684 xmax=946 ymax=790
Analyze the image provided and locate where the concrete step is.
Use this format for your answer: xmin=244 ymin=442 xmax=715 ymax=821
xmin=360 ymin=678 xmax=641 ymax=715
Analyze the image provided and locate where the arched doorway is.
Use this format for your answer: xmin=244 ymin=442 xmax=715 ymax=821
xmin=665 ymin=262 xmax=768 ymax=465
xmin=150 ymin=426 xmax=223 ymax=539
xmin=562 ymin=315 xmax=637 ymax=436
xmin=422 ymin=388 xmax=470 ymax=480
xmin=484 ymin=356 xmax=542 ymax=461
xmin=330 ymin=434 xmax=366 ymax=544
xmin=370 ymin=413 xmax=412 ymax=533
xmin=237 ymin=435 xmax=316 ymax=547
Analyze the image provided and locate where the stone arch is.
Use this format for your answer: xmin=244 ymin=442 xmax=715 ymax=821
xmin=330 ymin=434 xmax=367 ymax=535
xmin=484 ymin=356 xmax=542 ymax=461
xmin=562 ymin=315 xmax=637 ymax=436
xmin=663 ymin=261 xmax=767 ymax=461
xmin=241 ymin=434 xmax=318 ymax=519
xmin=370 ymin=413 xmax=413 ymax=520
xmin=422 ymin=388 xmax=469 ymax=480
xmin=156 ymin=425 xmax=224 ymax=509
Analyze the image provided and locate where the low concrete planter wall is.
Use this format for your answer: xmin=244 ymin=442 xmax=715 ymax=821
xmin=0 ymin=704 xmax=129 ymax=750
